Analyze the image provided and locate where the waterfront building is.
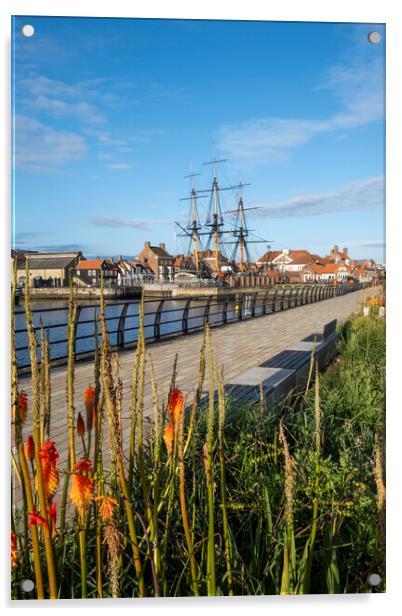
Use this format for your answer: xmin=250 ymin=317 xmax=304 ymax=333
xmin=115 ymin=256 xmax=155 ymax=285
xmin=136 ymin=242 xmax=175 ymax=281
xmin=326 ymin=245 xmax=351 ymax=265
xmin=13 ymin=250 xmax=82 ymax=287
xmin=257 ymin=248 xmax=324 ymax=273
xmin=76 ymin=258 xmax=118 ymax=287
xmin=301 ymin=262 xmax=351 ymax=283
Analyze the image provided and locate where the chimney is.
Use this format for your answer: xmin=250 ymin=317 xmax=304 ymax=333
xmin=343 ymin=247 xmax=348 ymax=256
xmin=159 ymin=242 xmax=166 ymax=250
xmin=334 ymin=245 xmax=339 ymax=254
xmin=118 ymin=255 xmax=123 ymax=263
xmin=283 ymin=248 xmax=289 ymax=255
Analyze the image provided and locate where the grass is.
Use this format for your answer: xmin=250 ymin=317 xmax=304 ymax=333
xmin=11 ymin=271 xmax=385 ymax=598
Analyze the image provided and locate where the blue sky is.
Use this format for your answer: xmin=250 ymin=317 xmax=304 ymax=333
xmin=12 ymin=17 xmax=385 ymax=262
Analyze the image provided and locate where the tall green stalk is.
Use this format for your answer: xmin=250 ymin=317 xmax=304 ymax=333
xmin=216 ymin=359 xmax=233 ymax=596
xmin=12 ymin=265 xmax=45 ymax=597
xmin=99 ymin=272 xmax=145 ymax=597
xmin=298 ymin=365 xmax=321 ymax=594
xmin=66 ymin=277 xmax=77 ymax=469
xmin=79 ymin=527 xmax=88 ymax=598
xmin=205 ymin=325 xmax=216 ymax=596
xmin=149 ymin=356 xmax=162 ymax=580
xmin=24 ymin=262 xmax=58 ymax=598
xmin=279 ymin=419 xmax=296 ymax=595
xmin=178 ymin=405 xmax=199 ymax=595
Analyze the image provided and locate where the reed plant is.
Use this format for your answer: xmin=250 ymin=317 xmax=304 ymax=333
xmin=11 ymin=282 xmax=385 ymax=598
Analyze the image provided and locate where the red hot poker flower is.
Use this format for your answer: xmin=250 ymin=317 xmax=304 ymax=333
xmin=77 ymin=412 xmax=86 ymax=437
xmin=48 ymin=502 xmax=57 ymax=538
xmin=168 ymin=388 xmax=185 ymax=426
xmin=70 ymin=458 xmax=94 ymax=521
xmin=163 ymin=422 xmax=174 ymax=456
xmin=37 ymin=440 xmax=59 ymax=499
xmin=96 ymin=495 xmax=118 ymax=522
xmin=18 ymin=391 xmax=28 ymax=424
xmin=84 ymin=385 xmax=96 ymax=430
xmin=24 ymin=435 xmax=35 ymax=461
xmin=11 ymin=531 xmax=17 ymax=570
xmin=28 ymin=510 xmax=49 ymax=530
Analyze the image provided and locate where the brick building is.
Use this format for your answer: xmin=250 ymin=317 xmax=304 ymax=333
xmin=136 ymin=242 xmax=175 ymax=281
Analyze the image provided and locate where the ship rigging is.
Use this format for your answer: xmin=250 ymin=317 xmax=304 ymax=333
xmin=175 ymin=155 xmax=271 ymax=277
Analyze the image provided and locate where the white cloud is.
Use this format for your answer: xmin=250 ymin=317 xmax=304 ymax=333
xmin=217 ymin=55 xmax=384 ymax=164
xmin=256 ymin=177 xmax=384 ymax=219
xmin=14 ymin=114 xmax=87 ymax=172
xmin=26 ymin=95 xmax=106 ymax=125
xmin=105 ymin=163 xmax=135 ymax=170
xmin=89 ymin=216 xmax=171 ymax=229
xmin=218 ymin=118 xmax=328 ymax=162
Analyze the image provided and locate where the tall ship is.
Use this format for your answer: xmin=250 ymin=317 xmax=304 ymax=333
xmin=175 ymin=154 xmax=269 ymax=280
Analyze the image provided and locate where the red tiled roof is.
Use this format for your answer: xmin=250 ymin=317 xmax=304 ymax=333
xmin=257 ymin=250 xmax=281 ymax=263
xmin=76 ymin=259 xmax=104 ymax=270
xmin=319 ymin=263 xmax=345 ymax=274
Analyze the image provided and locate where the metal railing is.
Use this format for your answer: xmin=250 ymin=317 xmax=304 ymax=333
xmin=14 ymin=282 xmax=369 ymax=371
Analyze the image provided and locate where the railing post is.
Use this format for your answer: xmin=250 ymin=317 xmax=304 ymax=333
xmin=204 ymin=296 xmax=212 ymax=325
xmin=117 ymin=303 xmax=129 ymax=349
xmin=278 ymin=288 xmax=285 ymax=311
xmin=73 ymin=305 xmax=82 ymax=359
xmin=182 ymin=298 xmax=191 ymax=334
xmin=295 ymin=287 xmax=301 ymax=306
xmin=287 ymin=287 xmax=293 ymax=308
xmin=251 ymin=293 xmax=257 ymax=317
xmin=271 ymin=289 xmax=278 ymax=312
xmin=238 ymin=294 xmax=244 ymax=320
xmin=262 ymin=290 xmax=269 ymax=315
xmin=301 ymin=286 xmax=307 ymax=305
xmin=154 ymin=299 xmax=165 ymax=340
xmin=222 ymin=296 xmax=229 ymax=323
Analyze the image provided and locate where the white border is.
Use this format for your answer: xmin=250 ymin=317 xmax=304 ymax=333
xmin=1 ymin=1 xmax=401 ymax=614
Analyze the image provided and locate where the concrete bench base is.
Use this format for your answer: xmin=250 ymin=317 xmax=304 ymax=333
xmin=221 ymin=321 xmax=339 ymax=411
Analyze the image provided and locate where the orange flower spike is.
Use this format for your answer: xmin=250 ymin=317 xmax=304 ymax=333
xmin=28 ymin=510 xmax=49 ymax=530
xmin=84 ymin=385 xmax=96 ymax=430
xmin=24 ymin=435 xmax=35 ymax=461
xmin=96 ymin=495 xmax=118 ymax=522
xmin=70 ymin=458 xmax=94 ymax=521
xmin=77 ymin=412 xmax=86 ymax=437
xmin=37 ymin=440 xmax=59 ymax=499
xmin=18 ymin=391 xmax=28 ymax=424
xmin=168 ymin=388 xmax=185 ymax=425
xmin=11 ymin=531 xmax=18 ymax=570
xmin=163 ymin=422 xmax=174 ymax=456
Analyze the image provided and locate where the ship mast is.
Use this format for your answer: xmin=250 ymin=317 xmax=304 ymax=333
xmin=222 ymin=182 xmax=270 ymax=271
xmin=190 ymin=173 xmax=200 ymax=273
xmin=175 ymin=164 xmax=206 ymax=275
xmin=202 ymin=153 xmax=227 ymax=273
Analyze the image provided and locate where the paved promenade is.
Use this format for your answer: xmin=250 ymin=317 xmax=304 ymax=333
xmin=18 ymin=286 xmax=376 ymax=471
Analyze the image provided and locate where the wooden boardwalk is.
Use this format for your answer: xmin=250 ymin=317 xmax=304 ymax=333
xmin=17 ymin=287 xmax=375 ymax=472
